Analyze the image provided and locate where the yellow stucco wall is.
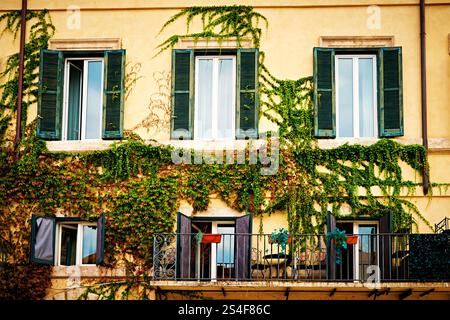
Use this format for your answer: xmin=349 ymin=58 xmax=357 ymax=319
xmin=1 ymin=0 xmax=449 ymax=233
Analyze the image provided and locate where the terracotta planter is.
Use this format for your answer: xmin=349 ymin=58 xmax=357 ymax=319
xmin=269 ymin=235 xmax=292 ymax=244
xmin=201 ymin=234 xmax=222 ymax=244
xmin=346 ymin=235 xmax=358 ymax=245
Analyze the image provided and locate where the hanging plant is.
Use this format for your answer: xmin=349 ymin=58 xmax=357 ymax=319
xmin=326 ymin=228 xmax=348 ymax=265
xmin=269 ymin=228 xmax=291 ymax=252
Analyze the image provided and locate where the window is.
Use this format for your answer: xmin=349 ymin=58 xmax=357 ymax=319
xmin=63 ymin=59 xmax=104 ymax=140
xmin=171 ymin=49 xmax=259 ymax=140
xmin=314 ymin=47 xmax=403 ymax=138
xmin=57 ymin=223 xmax=98 ymax=266
xmin=37 ymin=49 xmax=125 ymax=141
xmin=191 ymin=221 xmax=236 ymax=280
xmin=335 ymin=221 xmax=379 ymax=281
xmin=335 ymin=55 xmax=377 ymax=138
xmin=30 ymin=215 xmax=105 ymax=266
xmin=194 ymin=56 xmax=236 ymax=140
xmin=175 ymin=213 xmax=252 ymax=280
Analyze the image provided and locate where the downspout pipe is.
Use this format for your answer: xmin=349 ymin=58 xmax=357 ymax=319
xmin=420 ymin=0 xmax=429 ymax=195
xmin=14 ymin=0 xmax=27 ymax=160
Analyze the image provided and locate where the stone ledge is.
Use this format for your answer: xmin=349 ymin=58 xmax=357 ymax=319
xmin=45 ymin=138 xmax=450 ymax=153
xmin=318 ymin=137 xmax=450 ymax=152
xmin=48 ymin=38 xmax=121 ymax=51
xmin=319 ymin=35 xmax=395 ymax=47
xmin=175 ymin=37 xmax=253 ymax=49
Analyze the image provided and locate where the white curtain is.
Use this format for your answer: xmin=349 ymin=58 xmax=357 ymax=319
xmin=338 ymin=58 xmax=354 ymax=137
xmin=196 ymin=59 xmax=213 ymax=139
xmin=358 ymin=58 xmax=375 ymax=137
xmin=217 ymin=58 xmax=234 ymax=139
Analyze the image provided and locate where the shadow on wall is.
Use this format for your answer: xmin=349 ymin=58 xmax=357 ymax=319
xmin=131 ymin=70 xmax=172 ymax=138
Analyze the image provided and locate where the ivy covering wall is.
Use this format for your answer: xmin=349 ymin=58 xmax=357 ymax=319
xmin=0 ymin=6 xmax=438 ymax=300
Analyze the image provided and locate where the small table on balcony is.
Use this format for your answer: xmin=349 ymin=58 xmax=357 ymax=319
xmin=263 ymin=253 xmax=292 ymax=279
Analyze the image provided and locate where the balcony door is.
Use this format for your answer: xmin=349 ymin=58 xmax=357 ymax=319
xmin=335 ymin=221 xmax=378 ymax=281
xmin=329 ymin=212 xmax=392 ymax=281
xmin=176 ymin=213 xmax=251 ymax=281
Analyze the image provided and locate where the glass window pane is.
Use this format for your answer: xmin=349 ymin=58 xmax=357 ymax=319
xmin=216 ymin=226 xmax=234 ymax=266
xmin=67 ymin=63 xmax=82 ymax=140
xmin=358 ymin=225 xmax=378 ymax=281
xmin=82 ymin=225 xmax=97 ymax=264
xmin=196 ymin=59 xmax=213 ymax=139
xmin=338 ymin=58 xmax=354 ymax=137
xmin=359 ymin=58 xmax=375 ymax=137
xmin=60 ymin=226 xmax=77 ymax=266
xmin=84 ymin=61 xmax=103 ymax=139
xmin=217 ymin=59 xmax=234 ymax=139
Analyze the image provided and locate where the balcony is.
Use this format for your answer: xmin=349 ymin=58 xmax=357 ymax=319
xmin=152 ymin=233 xmax=450 ymax=282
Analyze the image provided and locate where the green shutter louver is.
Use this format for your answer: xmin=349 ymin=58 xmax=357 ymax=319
xmin=37 ymin=49 xmax=64 ymax=140
xmin=378 ymin=47 xmax=403 ymax=137
xmin=314 ymin=47 xmax=336 ymax=138
xmin=103 ymin=50 xmax=125 ymax=140
xmin=237 ymin=48 xmax=259 ymax=139
xmin=171 ymin=49 xmax=193 ymax=140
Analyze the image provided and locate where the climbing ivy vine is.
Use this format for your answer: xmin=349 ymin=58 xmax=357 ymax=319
xmin=0 ymin=10 xmax=54 ymax=144
xmin=0 ymin=6 xmax=440 ymax=300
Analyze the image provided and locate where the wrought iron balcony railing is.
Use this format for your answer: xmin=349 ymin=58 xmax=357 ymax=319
xmin=152 ymin=233 xmax=450 ymax=282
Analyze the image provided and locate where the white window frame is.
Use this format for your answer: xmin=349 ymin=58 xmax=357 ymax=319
xmin=194 ymin=56 xmax=236 ymax=141
xmin=191 ymin=220 xmax=235 ymax=281
xmin=335 ymin=54 xmax=378 ymax=138
xmin=55 ymin=222 xmax=97 ymax=266
xmin=210 ymin=221 xmax=235 ymax=281
xmin=62 ymin=58 xmax=104 ymax=141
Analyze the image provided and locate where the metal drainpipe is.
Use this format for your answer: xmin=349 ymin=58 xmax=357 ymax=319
xmin=14 ymin=0 xmax=27 ymax=161
xmin=420 ymin=0 xmax=429 ymax=195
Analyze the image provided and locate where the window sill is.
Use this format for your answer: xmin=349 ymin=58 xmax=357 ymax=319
xmin=317 ymin=138 xmax=381 ymax=149
xmin=318 ymin=137 xmax=450 ymax=151
xmin=51 ymin=265 xmax=127 ymax=278
xmin=46 ymin=140 xmax=116 ymax=152
xmin=162 ymin=139 xmax=267 ymax=150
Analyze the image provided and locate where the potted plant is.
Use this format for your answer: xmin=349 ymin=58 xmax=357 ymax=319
xmin=326 ymin=228 xmax=348 ymax=265
xmin=269 ymin=228 xmax=291 ymax=252
xmin=346 ymin=235 xmax=358 ymax=245
xmin=201 ymin=234 xmax=222 ymax=244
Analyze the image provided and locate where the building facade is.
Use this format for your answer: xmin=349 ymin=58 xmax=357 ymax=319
xmin=1 ymin=0 xmax=450 ymax=300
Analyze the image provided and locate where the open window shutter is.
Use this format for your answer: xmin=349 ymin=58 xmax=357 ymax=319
xmin=326 ymin=211 xmax=337 ymax=280
xmin=30 ymin=215 xmax=56 ymax=265
xmin=235 ymin=214 xmax=252 ymax=279
xmin=378 ymin=47 xmax=403 ymax=137
xmin=176 ymin=212 xmax=192 ymax=279
xmin=171 ymin=50 xmax=193 ymax=140
xmin=379 ymin=212 xmax=393 ymax=280
xmin=37 ymin=49 xmax=63 ymax=140
xmin=236 ymin=49 xmax=259 ymax=139
xmin=103 ymin=50 xmax=125 ymax=139
xmin=96 ymin=214 xmax=106 ymax=265
xmin=314 ymin=48 xmax=335 ymax=138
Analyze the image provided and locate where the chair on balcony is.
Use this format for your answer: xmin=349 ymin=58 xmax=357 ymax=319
xmin=250 ymin=248 xmax=270 ymax=279
xmin=293 ymin=250 xmax=327 ymax=280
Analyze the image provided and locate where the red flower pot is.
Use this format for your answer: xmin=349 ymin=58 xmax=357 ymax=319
xmin=201 ymin=234 xmax=222 ymax=244
xmin=346 ymin=235 xmax=358 ymax=245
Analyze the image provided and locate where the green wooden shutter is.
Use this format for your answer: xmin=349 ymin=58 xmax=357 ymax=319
xmin=236 ymin=48 xmax=259 ymax=139
xmin=103 ymin=50 xmax=125 ymax=139
xmin=37 ymin=49 xmax=63 ymax=140
xmin=171 ymin=49 xmax=193 ymax=140
xmin=314 ymin=48 xmax=335 ymax=138
xmin=378 ymin=47 xmax=403 ymax=137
